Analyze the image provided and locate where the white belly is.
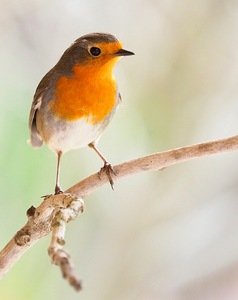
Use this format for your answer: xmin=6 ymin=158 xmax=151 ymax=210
xmin=46 ymin=118 xmax=104 ymax=153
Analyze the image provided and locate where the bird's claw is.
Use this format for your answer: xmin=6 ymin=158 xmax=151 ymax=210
xmin=98 ymin=162 xmax=116 ymax=190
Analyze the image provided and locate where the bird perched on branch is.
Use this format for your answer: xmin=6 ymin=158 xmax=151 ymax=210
xmin=28 ymin=32 xmax=134 ymax=194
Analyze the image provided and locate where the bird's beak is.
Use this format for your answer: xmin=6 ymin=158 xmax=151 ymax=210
xmin=115 ymin=48 xmax=135 ymax=56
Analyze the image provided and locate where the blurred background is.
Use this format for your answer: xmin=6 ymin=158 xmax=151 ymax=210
xmin=1 ymin=0 xmax=238 ymax=299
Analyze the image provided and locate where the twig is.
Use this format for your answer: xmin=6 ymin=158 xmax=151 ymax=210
xmin=0 ymin=135 xmax=238 ymax=290
xmin=66 ymin=135 xmax=238 ymax=198
xmin=48 ymin=194 xmax=84 ymax=290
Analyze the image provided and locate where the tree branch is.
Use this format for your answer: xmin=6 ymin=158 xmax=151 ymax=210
xmin=1 ymin=135 xmax=238 ymax=290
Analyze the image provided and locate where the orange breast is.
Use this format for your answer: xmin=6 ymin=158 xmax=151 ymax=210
xmin=50 ymin=61 xmax=118 ymax=124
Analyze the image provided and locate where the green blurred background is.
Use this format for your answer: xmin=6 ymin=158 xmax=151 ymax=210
xmin=1 ymin=0 xmax=238 ymax=299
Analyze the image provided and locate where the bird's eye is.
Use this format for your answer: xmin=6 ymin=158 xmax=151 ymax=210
xmin=89 ymin=47 xmax=101 ymax=56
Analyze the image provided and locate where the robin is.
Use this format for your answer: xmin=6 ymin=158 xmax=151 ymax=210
xmin=28 ymin=32 xmax=134 ymax=194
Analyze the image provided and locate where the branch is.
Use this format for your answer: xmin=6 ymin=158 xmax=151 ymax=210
xmin=1 ymin=135 xmax=238 ymax=290
xmin=48 ymin=195 xmax=85 ymax=290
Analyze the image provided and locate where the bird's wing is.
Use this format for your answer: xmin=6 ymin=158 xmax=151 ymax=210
xmin=28 ymin=93 xmax=43 ymax=148
xmin=28 ymin=68 xmax=56 ymax=148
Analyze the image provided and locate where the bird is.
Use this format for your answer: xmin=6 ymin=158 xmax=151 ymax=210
xmin=28 ymin=32 xmax=134 ymax=194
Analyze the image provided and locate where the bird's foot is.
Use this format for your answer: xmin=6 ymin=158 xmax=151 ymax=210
xmin=55 ymin=185 xmax=64 ymax=195
xmin=41 ymin=185 xmax=63 ymax=199
xmin=98 ymin=162 xmax=116 ymax=190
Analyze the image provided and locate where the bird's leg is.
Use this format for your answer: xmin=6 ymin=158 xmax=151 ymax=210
xmin=55 ymin=151 xmax=63 ymax=194
xmin=88 ymin=143 xmax=116 ymax=189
